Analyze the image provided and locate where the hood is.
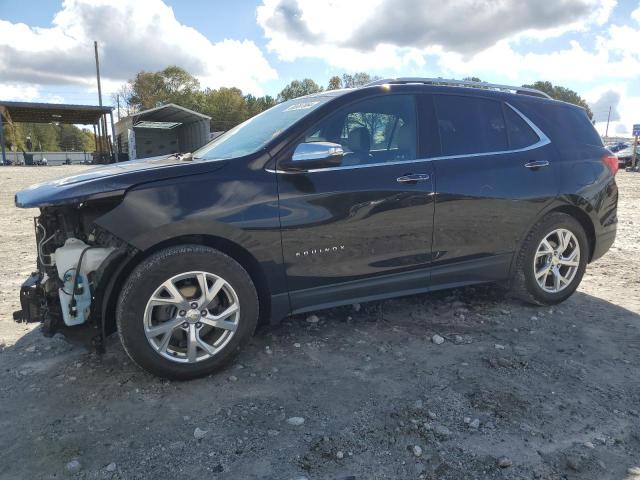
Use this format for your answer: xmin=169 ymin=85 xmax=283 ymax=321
xmin=15 ymin=155 xmax=227 ymax=208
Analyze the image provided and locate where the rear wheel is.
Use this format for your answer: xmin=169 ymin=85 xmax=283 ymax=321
xmin=117 ymin=245 xmax=258 ymax=379
xmin=511 ymin=213 xmax=588 ymax=305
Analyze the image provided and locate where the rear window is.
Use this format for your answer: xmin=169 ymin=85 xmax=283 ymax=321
xmin=434 ymin=95 xmax=508 ymax=156
xmin=504 ymin=105 xmax=539 ymax=149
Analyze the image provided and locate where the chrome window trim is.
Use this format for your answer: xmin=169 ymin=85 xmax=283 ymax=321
xmin=267 ymin=103 xmax=550 ymax=174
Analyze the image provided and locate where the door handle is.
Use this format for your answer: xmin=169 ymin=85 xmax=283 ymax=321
xmin=524 ymin=160 xmax=550 ymax=169
xmin=396 ymin=173 xmax=430 ymax=184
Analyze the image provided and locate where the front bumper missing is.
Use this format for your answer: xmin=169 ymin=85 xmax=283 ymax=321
xmin=14 ymin=272 xmax=46 ymax=323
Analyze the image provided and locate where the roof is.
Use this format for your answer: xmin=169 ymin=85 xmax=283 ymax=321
xmin=0 ymin=100 xmax=113 ymax=124
xmin=126 ymin=103 xmax=211 ymax=125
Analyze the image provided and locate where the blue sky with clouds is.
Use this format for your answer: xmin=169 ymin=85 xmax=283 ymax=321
xmin=1 ymin=0 xmax=639 ymax=135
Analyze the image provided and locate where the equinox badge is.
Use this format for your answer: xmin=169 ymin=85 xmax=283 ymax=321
xmin=295 ymin=245 xmax=345 ymax=257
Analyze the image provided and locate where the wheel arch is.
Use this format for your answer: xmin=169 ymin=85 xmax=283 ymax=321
xmin=100 ymin=234 xmax=273 ymax=337
xmin=547 ymin=204 xmax=596 ymax=260
xmin=507 ymin=202 xmax=597 ymax=284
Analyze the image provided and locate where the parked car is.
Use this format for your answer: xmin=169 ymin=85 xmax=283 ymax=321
xmin=14 ymin=78 xmax=618 ymax=379
xmin=608 ymin=142 xmax=629 ymax=153
xmin=615 ymin=145 xmax=636 ymax=168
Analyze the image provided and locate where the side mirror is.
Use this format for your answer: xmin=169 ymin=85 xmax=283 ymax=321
xmin=280 ymin=142 xmax=344 ymax=171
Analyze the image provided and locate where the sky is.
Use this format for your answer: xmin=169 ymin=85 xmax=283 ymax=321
xmin=1 ymin=0 xmax=639 ymax=136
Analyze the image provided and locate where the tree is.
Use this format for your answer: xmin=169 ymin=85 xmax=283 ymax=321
xmin=340 ymin=72 xmax=379 ymax=88
xmin=463 ymin=76 xmax=484 ymax=82
xmin=202 ymin=87 xmax=249 ymax=132
xmin=124 ymin=66 xmax=202 ymax=112
xmin=245 ymin=94 xmax=277 ymax=117
xmin=522 ymin=81 xmax=593 ymax=119
xmin=278 ymin=79 xmax=323 ymax=102
xmin=327 ymin=76 xmax=343 ymax=90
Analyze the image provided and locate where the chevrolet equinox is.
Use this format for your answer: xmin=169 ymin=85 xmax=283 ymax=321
xmin=15 ymin=78 xmax=618 ymax=379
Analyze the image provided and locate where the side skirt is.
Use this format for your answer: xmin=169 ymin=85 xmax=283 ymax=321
xmin=282 ymin=253 xmax=513 ymax=318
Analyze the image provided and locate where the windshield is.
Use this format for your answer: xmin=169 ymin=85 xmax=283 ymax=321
xmin=194 ymin=96 xmax=333 ymax=160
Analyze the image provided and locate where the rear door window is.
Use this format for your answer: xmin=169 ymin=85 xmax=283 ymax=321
xmin=434 ymin=95 xmax=508 ymax=156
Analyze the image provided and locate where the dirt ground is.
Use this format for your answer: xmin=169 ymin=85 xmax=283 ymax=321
xmin=0 ymin=165 xmax=638 ymax=480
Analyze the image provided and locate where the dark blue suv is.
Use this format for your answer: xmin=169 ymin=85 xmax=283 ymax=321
xmin=15 ymin=78 xmax=618 ymax=379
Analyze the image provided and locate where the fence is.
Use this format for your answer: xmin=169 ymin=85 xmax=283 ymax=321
xmin=7 ymin=151 xmax=92 ymax=166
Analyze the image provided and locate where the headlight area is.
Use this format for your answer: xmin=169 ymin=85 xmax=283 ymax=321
xmin=16 ymin=196 xmax=135 ymax=343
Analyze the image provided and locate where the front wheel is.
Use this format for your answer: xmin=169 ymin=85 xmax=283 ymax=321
xmin=511 ymin=213 xmax=589 ymax=305
xmin=116 ymin=245 xmax=258 ymax=380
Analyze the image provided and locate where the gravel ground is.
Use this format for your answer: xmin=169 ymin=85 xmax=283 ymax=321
xmin=0 ymin=166 xmax=639 ymax=480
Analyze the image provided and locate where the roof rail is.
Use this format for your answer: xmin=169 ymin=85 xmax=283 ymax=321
xmin=365 ymin=77 xmax=552 ymax=99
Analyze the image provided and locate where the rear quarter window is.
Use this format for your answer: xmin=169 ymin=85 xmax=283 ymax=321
xmin=504 ymin=104 xmax=539 ymax=149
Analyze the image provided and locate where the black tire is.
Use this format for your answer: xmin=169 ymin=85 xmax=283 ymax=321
xmin=511 ymin=213 xmax=589 ymax=305
xmin=116 ymin=245 xmax=258 ymax=380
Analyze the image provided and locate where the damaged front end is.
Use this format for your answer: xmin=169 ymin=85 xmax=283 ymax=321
xmin=15 ymin=198 xmax=134 ymax=348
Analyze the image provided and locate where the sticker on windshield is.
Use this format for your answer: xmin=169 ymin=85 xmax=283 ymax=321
xmin=284 ymin=101 xmax=320 ymax=112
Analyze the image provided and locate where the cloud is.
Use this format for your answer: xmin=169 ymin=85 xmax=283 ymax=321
xmin=0 ymin=0 xmax=277 ymax=96
xmin=0 ymin=83 xmax=40 ymax=101
xmin=258 ymin=0 xmax=612 ymax=61
xmin=589 ymin=90 xmax=621 ymax=123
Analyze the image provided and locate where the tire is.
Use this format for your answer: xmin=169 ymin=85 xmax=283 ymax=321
xmin=511 ymin=213 xmax=589 ymax=306
xmin=116 ymin=245 xmax=258 ymax=380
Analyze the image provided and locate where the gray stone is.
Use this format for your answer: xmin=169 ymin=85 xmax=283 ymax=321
xmin=306 ymin=314 xmax=320 ymax=323
xmin=432 ymin=334 xmax=445 ymax=345
xmin=497 ymin=456 xmax=512 ymax=468
xmin=469 ymin=418 xmax=480 ymax=429
xmin=286 ymin=416 xmax=305 ymax=426
xmin=105 ymin=463 xmax=117 ymax=472
xmin=412 ymin=445 xmax=423 ymax=457
xmin=434 ymin=424 xmax=451 ymax=438
xmin=66 ymin=460 xmax=82 ymax=474
xmin=194 ymin=427 xmax=208 ymax=439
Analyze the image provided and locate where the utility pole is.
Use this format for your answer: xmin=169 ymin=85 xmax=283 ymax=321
xmin=116 ymin=94 xmax=121 ymax=121
xmin=94 ymin=40 xmax=111 ymax=162
xmin=604 ymin=105 xmax=611 ymax=140
xmin=94 ymin=41 xmax=103 ymax=108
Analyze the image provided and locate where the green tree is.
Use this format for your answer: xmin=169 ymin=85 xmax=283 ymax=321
xmin=340 ymin=72 xmax=379 ymax=88
xmin=327 ymin=76 xmax=343 ymax=90
xmin=277 ymin=79 xmax=323 ymax=102
xmin=58 ymin=124 xmax=96 ymax=151
xmin=245 ymin=94 xmax=277 ymax=117
xmin=202 ymin=87 xmax=249 ymax=132
xmin=522 ymin=81 xmax=593 ymax=119
xmin=2 ymin=121 xmax=25 ymax=152
xmin=125 ymin=66 xmax=201 ymax=112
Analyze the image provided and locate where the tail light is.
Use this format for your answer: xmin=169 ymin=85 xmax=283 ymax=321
xmin=602 ymin=154 xmax=619 ymax=175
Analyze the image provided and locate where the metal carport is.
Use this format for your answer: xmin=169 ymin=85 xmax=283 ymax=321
xmin=0 ymin=101 xmax=116 ymax=165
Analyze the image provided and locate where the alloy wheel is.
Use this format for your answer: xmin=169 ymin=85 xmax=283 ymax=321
xmin=533 ymin=228 xmax=581 ymax=293
xmin=143 ymin=271 xmax=240 ymax=363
